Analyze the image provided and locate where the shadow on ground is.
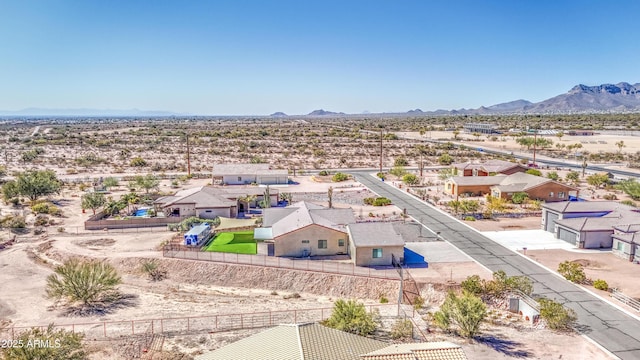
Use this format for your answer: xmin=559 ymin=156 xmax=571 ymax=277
xmin=477 ymin=335 xmax=532 ymax=358
xmin=62 ymin=293 xmax=139 ymax=317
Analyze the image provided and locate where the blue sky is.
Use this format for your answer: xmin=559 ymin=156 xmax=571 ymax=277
xmin=1 ymin=0 xmax=639 ymax=115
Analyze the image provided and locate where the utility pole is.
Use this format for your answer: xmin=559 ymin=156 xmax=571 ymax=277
xmin=186 ymin=133 xmax=191 ymax=177
xmin=419 ymin=151 xmax=423 ymax=177
xmin=532 ymin=129 xmax=537 ymax=166
xmin=379 ymin=129 xmax=383 ymax=174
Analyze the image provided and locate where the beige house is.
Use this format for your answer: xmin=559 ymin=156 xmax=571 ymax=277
xmin=347 ymin=222 xmax=405 ymax=266
xmin=154 ymin=186 xmax=238 ymax=219
xmin=361 ymin=341 xmax=467 ymax=360
xmin=255 ymin=201 xmax=355 ymax=257
xmin=212 ymin=163 xmax=289 ymax=185
xmin=154 ymin=186 xmax=279 ymax=219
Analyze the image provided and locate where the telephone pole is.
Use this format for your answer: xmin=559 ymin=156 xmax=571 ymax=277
xmin=186 ymin=133 xmax=191 ymax=176
xmin=379 ymin=129 xmax=383 ymax=174
xmin=532 ymin=129 xmax=537 ymax=166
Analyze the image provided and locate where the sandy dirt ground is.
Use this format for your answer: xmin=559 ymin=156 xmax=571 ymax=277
xmin=525 ymin=249 xmax=640 ymax=299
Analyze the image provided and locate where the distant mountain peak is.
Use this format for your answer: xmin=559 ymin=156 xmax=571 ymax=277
xmin=270 ymin=112 xmax=287 ymax=117
xmin=407 ymin=109 xmax=423 ymax=114
xmin=307 ymin=109 xmax=344 ymax=116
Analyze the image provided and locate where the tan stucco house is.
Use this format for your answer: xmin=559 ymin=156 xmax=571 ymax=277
xmin=347 ymin=222 xmax=405 ymax=266
xmin=255 ymin=201 xmax=355 ymax=257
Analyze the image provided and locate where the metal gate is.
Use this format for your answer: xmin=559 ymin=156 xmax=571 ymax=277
xmin=545 ymin=212 xmax=559 ymax=232
xmin=558 ymin=227 xmax=578 ymax=246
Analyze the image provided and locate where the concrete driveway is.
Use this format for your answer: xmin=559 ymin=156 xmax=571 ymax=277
xmin=482 ymin=229 xmax=576 ymax=251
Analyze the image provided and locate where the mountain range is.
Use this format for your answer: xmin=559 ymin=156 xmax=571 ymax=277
xmin=3 ymin=82 xmax=640 ymax=117
xmin=425 ymin=82 xmax=640 ymax=115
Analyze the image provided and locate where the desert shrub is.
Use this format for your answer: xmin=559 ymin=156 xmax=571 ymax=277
xmin=538 ymin=298 xmax=577 ymax=331
xmin=322 ymin=299 xmax=379 ymax=336
xmin=511 ymin=192 xmax=529 ymax=204
xmin=129 ymin=156 xmax=147 ymax=167
xmin=318 ymin=170 xmax=329 ymax=176
xmin=332 ymin=172 xmax=349 ymax=182
xmin=394 ymin=156 xmax=409 ymax=167
xmin=390 ymin=318 xmax=413 ymax=339
xmin=525 ymin=169 xmax=542 ymax=176
xmin=34 ymin=214 xmax=50 ymax=227
xmin=413 ymin=296 xmax=425 ymax=310
xmin=283 ymin=292 xmax=301 ymax=299
xmin=602 ymin=193 xmax=618 ymax=200
xmin=461 ymin=275 xmax=484 ymax=295
xmin=389 ymin=166 xmax=406 ymax=177
xmin=464 ymin=216 xmax=476 ymax=221
xmin=438 ymin=153 xmax=453 ymax=165
xmin=379 ymin=295 xmax=389 ymax=304
xmin=373 ymin=197 xmax=392 ymax=206
xmin=32 ymin=202 xmax=52 ymax=214
xmin=558 ymin=261 xmax=586 ymax=284
xmin=141 ymin=259 xmax=167 ymax=281
xmin=433 ymin=291 xmax=486 ymax=338
xmin=402 ymin=173 xmax=419 ymax=185
xmin=376 ymin=172 xmax=386 ymax=180
xmin=46 ymin=259 xmax=122 ymax=307
xmin=593 ymin=279 xmax=609 ymax=291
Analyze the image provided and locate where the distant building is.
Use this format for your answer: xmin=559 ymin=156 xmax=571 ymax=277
xmin=452 ymin=159 xmax=527 ymax=177
xmin=567 ymin=130 xmax=595 ymax=136
xmin=212 ymin=163 xmax=289 ymax=185
xmin=463 ymin=123 xmax=499 ymax=134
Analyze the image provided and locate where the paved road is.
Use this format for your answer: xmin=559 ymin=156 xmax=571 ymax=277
xmin=353 ymin=171 xmax=640 ymax=360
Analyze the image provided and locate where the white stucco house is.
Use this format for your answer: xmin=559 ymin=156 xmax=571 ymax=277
xmin=212 ymin=164 xmax=289 ymax=185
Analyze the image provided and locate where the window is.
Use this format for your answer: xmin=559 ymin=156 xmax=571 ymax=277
xmin=558 ymin=192 xmax=565 ymax=199
xmin=205 ymin=210 xmax=212 ymax=213
xmin=318 ymin=240 xmax=327 ymax=249
xmin=372 ymin=248 xmax=382 ymax=258
xmin=338 ymin=239 xmax=345 ymax=247
xmin=549 ymin=192 xmax=554 ymax=197
xmin=301 ymin=240 xmax=309 ymax=244
xmin=616 ymin=241 xmax=624 ymax=251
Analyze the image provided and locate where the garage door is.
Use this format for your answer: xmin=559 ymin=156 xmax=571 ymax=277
xmin=545 ymin=212 xmax=559 ymax=232
xmin=558 ymin=228 xmax=578 ymax=246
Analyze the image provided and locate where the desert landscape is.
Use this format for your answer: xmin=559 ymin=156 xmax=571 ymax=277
xmin=4 ymin=115 xmax=640 ymax=359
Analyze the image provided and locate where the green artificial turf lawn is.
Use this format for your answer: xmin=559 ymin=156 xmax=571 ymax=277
xmin=205 ymin=231 xmax=257 ymax=254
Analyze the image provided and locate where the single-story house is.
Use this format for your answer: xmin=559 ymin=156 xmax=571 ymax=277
xmin=154 ymin=186 xmax=238 ymax=219
xmin=612 ymin=231 xmax=640 ymax=262
xmin=255 ymin=201 xmax=355 ymax=257
xmin=452 ymin=159 xmax=526 ymax=177
xmin=361 ymin=341 xmax=467 ymax=360
xmin=444 ymin=175 xmax=506 ymax=198
xmin=212 ymin=163 xmax=289 ymax=185
xmin=194 ymin=323 xmax=389 ymax=360
xmin=154 ymin=186 xmax=279 ymax=219
xmin=541 ymin=201 xmax=640 ymax=249
xmin=489 ymin=172 xmax=579 ymax=203
xmin=445 ymin=172 xmax=578 ymax=202
xmin=347 ymin=222 xmax=405 ymax=267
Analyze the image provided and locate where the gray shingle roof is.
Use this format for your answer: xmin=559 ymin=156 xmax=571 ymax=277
xmin=542 ymin=201 xmax=622 ymax=213
xmin=195 ymin=323 xmax=388 ymax=360
xmin=263 ymin=201 xmax=355 ymax=238
xmin=155 ymin=186 xmax=237 ymax=208
xmin=555 ymin=217 xmax=617 ymax=232
xmin=348 ymin=222 xmax=405 ymax=247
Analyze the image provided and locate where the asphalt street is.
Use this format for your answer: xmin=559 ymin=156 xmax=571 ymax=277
xmin=354 ymin=171 xmax=640 ymax=360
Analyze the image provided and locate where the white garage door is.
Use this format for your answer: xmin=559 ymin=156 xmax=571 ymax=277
xmin=558 ymin=228 xmax=578 ymax=246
